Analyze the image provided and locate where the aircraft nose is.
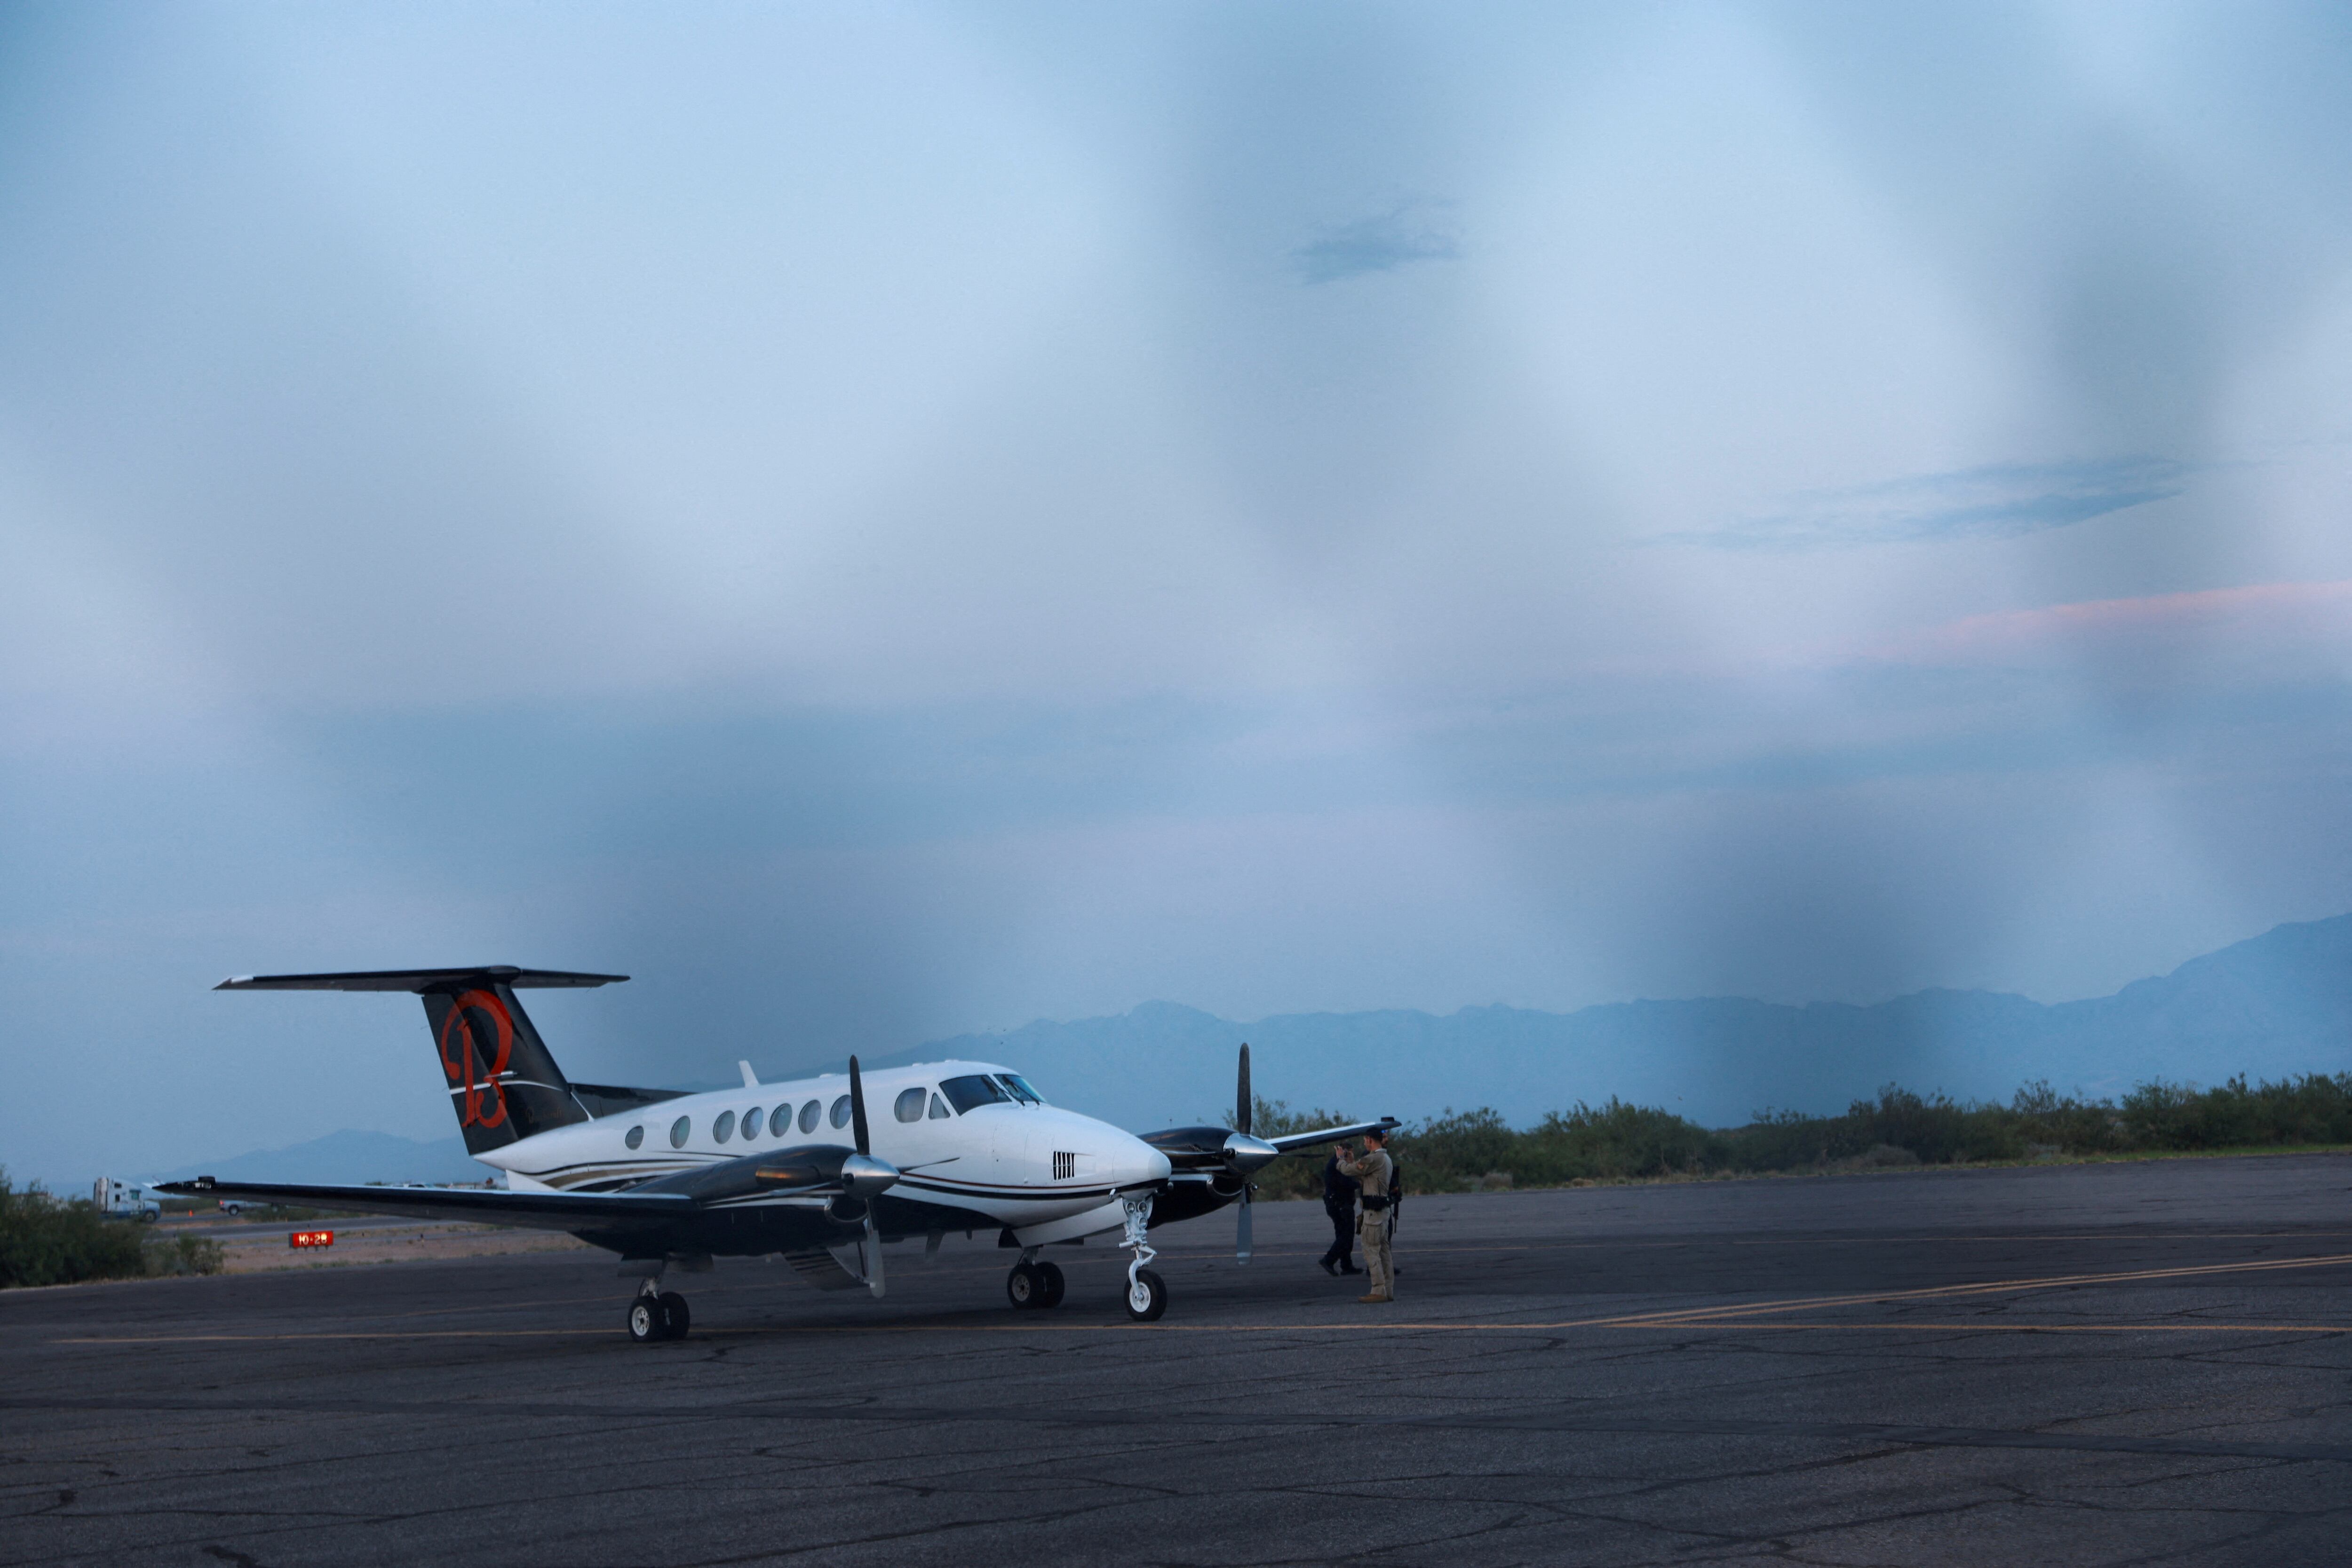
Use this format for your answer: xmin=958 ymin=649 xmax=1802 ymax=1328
xmin=1117 ymin=1129 xmax=1172 ymax=1188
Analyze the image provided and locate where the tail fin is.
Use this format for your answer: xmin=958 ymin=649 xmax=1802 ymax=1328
xmin=216 ymin=965 xmax=626 ymax=1154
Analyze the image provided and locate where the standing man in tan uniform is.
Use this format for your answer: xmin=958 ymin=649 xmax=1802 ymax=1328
xmin=1337 ymin=1128 xmax=1394 ymax=1304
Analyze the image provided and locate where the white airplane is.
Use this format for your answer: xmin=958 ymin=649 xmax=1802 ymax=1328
xmin=159 ymin=966 xmax=1393 ymax=1340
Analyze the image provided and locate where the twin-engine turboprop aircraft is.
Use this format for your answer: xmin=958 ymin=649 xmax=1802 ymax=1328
xmin=159 ymin=966 xmax=1393 ymax=1339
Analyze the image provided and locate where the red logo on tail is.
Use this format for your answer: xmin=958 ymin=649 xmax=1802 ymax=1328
xmin=437 ymin=988 xmax=514 ymax=1129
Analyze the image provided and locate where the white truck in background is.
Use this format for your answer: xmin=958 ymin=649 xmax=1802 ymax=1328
xmin=94 ymin=1178 xmax=161 ymax=1222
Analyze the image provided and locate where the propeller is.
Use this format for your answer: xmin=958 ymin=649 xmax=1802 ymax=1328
xmin=1237 ymin=1044 xmax=1252 ymax=1262
xmin=837 ymin=1054 xmax=899 ymax=1299
xmin=1227 ymin=1043 xmax=1280 ymax=1263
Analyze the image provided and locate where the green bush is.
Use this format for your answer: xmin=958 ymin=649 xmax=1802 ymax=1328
xmin=1229 ymin=1071 xmax=2352 ymax=1195
xmin=0 ymin=1172 xmax=149 ymax=1288
xmin=1515 ymin=1100 xmax=1725 ymax=1182
xmin=2122 ymin=1073 xmax=2352 ymax=1149
xmin=143 ymin=1233 xmax=227 ymax=1277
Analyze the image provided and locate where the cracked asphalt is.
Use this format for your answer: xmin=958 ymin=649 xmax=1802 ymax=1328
xmin=4 ymin=1153 xmax=2348 ymax=1567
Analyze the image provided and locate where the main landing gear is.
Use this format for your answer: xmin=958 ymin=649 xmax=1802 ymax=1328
xmin=627 ymin=1279 xmax=691 ymax=1343
xmin=1006 ymin=1256 xmax=1066 ymax=1310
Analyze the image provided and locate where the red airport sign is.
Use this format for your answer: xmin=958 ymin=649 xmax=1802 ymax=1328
xmin=289 ymin=1229 xmax=334 ymax=1249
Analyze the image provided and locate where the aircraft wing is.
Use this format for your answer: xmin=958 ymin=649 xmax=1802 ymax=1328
xmin=1268 ymin=1117 xmax=1400 ymax=1155
xmin=154 ymin=1177 xmax=695 ymax=1231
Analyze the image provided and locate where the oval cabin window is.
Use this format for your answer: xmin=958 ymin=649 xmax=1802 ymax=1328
xmin=893 ymin=1086 xmax=926 ymax=1123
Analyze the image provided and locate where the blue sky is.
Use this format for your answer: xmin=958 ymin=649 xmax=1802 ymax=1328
xmin=6 ymin=2 xmax=2352 ymax=1183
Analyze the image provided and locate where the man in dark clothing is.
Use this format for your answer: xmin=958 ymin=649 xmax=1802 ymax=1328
xmin=1319 ymin=1151 xmax=1361 ymax=1275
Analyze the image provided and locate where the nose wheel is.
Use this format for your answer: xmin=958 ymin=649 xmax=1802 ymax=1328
xmin=627 ymin=1283 xmax=691 ymax=1342
xmin=1124 ymin=1267 xmax=1167 ymax=1322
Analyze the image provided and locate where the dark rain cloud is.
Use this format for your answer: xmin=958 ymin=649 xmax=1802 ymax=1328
xmin=1291 ymin=199 xmax=1461 ymax=284
xmin=1683 ymin=458 xmax=2191 ymax=551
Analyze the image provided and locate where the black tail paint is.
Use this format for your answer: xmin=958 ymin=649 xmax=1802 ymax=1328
xmin=420 ymin=981 xmax=593 ymax=1153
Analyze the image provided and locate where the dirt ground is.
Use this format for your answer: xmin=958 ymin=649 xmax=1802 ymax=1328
xmin=213 ymin=1221 xmax=591 ymax=1274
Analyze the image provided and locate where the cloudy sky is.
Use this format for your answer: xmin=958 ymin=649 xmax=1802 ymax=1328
xmin=6 ymin=2 xmax=2351 ymax=1181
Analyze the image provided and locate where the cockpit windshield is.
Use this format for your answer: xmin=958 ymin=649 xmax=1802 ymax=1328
xmin=996 ymin=1073 xmax=1045 ymax=1106
xmin=939 ymin=1074 xmax=1013 ymax=1114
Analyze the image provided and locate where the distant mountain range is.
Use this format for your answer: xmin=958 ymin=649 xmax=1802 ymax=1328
xmin=884 ymin=914 xmax=2352 ymax=1132
xmin=152 ymin=914 xmax=2352 ymax=1181
xmin=146 ymin=1129 xmax=487 ymax=1188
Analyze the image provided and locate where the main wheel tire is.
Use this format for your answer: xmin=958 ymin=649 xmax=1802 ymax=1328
xmin=1034 ymin=1260 xmax=1066 ymax=1308
xmin=1006 ymin=1262 xmax=1042 ymax=1309
xmin=627 ymin=1297 xmax=661 ymax=1343
xmin=1123 ymin=1267 xmax=1168 ymax=1323
xmin=656 ymin=1291 xmax=691 ymax=1339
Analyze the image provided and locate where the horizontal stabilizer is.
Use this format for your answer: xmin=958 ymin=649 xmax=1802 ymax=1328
xmin=154 ymin=1177 xmax=691 ymax=1231
xmin=216 ymin=966 xmax=628 ymax=993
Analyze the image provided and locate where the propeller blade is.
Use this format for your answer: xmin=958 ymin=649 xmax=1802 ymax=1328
xmin=1236 ymin=1185 xmax=1253 ymax=1264
xmin=849 ymin=1054 xmax=871 ymax=1156
xmin=865 ymin=1210 xmax=887 ymax=1299
xmin=1237 ymin=1043 xmax=1251 ymax=1137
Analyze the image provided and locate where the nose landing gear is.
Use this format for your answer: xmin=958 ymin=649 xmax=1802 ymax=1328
xmin=1119 ymin=1194 xmax=1167 ymax=1322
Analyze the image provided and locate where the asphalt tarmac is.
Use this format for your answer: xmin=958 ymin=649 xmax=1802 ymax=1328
xmin=5 ymin=1154 xmax=2348 ymax=1567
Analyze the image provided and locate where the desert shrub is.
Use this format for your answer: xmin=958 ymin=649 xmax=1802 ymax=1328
xmin=1721 ymin=1107 xmax=1871 ymax=1170
xmin=2250 ymin=1073 xmax=2352 ymax=1143
xmin=144 ymin=1233 xmax=227 ymax=1276
xmin=1228 ymin=1071 xmax=2351 ymax=1197
xmin=2121 ymin=1073 xmax=2352 ymax=1149
xmin=2008 ymin=1079 xmax=2126 ymax=1154
xmin=0 ymin=1172 xmax=148 ymax=1288
xmin=1392 ymin=1107 xmax=1520 ymax=1189
xmin=2120 ymin=1078 xmax=2204 ymax=1147
xmin=1524 ymin=1100 xmax=1725 ymax=1180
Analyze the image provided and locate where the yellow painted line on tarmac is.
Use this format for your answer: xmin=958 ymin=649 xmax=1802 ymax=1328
xmin=51 ymin=1316 xmax=2351 ymax=1345
xmin=1592 ymin=1251 xmax=2352 ymax=1328
xmin=1158 ymin=1230 xmax=2352 ymax=1261
xmin=56 ymin=1330 xmax=618 ymax=1343
xmin=1653 ymin=1320 xmax=2350 ymax=1335
xmin=52 ymin=1251 xmax=2352 ymax=1346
